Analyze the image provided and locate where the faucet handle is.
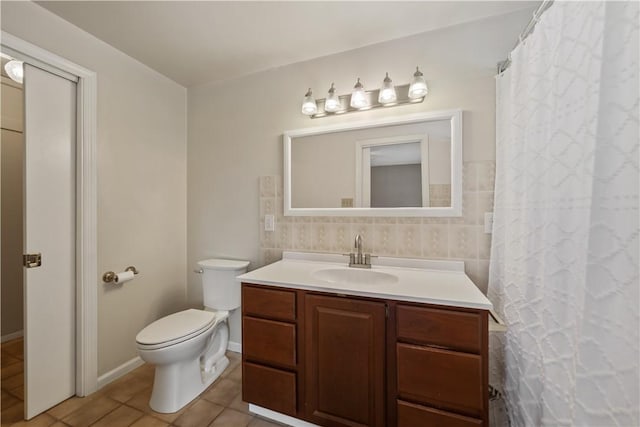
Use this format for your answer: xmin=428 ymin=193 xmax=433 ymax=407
xmin=343 ymin=252 xmax=356 ymax=266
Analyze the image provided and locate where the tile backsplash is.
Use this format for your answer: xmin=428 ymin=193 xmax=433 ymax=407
xmin=258 ymin=161 xmax=494 ymax=293
xmin=428 ymin=184 xmax=452 ymax=207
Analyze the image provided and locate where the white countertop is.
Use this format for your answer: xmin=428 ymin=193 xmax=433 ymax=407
xmin=237 ymin=252 xmax=493 ymax=311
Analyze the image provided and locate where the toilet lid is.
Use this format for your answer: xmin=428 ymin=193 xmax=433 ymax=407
xmin=197 ymin=259 xmax=250 ymax=271
xmin=136 ymin=309 xmax=216 ymax=346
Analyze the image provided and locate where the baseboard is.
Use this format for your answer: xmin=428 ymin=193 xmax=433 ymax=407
xmin=228 ymin=341 xmax=242 ymax=353
xmin=1 ymin=330 xmax=23 ymax=343
xmin=97 ymin=356 xmax=145 ymax=390
xmin=249 ymin=404 xmax=319 ymax=427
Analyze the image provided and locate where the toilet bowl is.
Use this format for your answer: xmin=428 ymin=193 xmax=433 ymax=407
xmin=135 ymin=258 xmax=249 ymax=413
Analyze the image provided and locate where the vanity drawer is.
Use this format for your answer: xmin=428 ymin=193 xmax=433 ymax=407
xmin=243 ymin=316 xmax=296 ymax=368
xmin=397 ymin=343 xmax=483 ymax=416
xmin=397 ymin=400 xmax=483 ymax=427
xmin=396 ymin=304 xmax=482 ymax=353
xmin=243 ymin=362 xmax=297 ymax=416
xmin=242 ymin=284 xmax=296 ymax=321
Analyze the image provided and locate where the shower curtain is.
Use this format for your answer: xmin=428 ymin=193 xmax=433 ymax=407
xmin=489 ymin=1 xmax=639 ymax=426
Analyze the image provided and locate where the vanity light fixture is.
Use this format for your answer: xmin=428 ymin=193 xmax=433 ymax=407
xmin=408 ymin=66 xmax=428 ymax=99
xmin=301 ymin=88 xmax=318 ymax=116
xmin=350 ymin=78 xmax=369 ymax=109
xmin=301 ymin=66 xmax=427 ymax=119
xmin=324 ymin=83 xmax=341 ymax=113
xmin=4 ymin=59 xmax=24 ymax=84
xmin=378 ymin=72 xmax=397 ymax=105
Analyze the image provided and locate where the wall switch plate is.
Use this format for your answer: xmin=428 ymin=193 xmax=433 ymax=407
xmin=264 ymin=214 xmax=275 ymax=231
xmin=484 ymin=212 xmax=493 ymax=234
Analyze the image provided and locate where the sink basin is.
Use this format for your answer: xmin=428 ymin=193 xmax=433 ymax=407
xmin=311 ymin=268 xmax=398 ymax=286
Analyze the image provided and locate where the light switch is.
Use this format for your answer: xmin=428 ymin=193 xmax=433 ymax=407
xmin=484 ymin=212 xmax=493 ymax=234
xmin=264 ymin=214 xmax=275 ymax=231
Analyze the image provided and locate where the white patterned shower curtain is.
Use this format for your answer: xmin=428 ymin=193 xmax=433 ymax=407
xmin=489 ymin=1 xmax=639 ymax=426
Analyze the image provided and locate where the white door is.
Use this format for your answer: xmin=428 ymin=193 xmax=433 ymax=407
xmin=23 ymin=64 xmax=76 ymax=419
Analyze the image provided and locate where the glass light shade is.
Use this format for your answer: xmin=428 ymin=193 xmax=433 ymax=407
xmin=350 ymin=78 xmax=368 ymax=109
xmin=408 ymin=66 xmax=428 ymax=99
xmin=324 ymin=83 xmax=341 ymax=113
xmin=301 ymin=88 xmax=317 ymax=115
xmin=4 ymin=60 xmax=24 ymax=84
xmin=378 ymin=72 xmax=397 ymax=104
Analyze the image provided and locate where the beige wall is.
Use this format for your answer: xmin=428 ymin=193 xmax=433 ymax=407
xmin=1 ymin=2 xmax=188 ymax=375
xmin=1 ymin=77 xmax=24 ymax=338
xmin=188 ymin=9 xmax=532 ymax=344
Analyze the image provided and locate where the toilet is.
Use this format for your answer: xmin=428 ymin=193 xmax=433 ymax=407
xmin=135 ymin=258 xmax=249 ymax=413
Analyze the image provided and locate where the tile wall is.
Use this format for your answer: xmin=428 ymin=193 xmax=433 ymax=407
xmin=429 ymin=184 xmax=452 ymax=207
xmin=259 ymin=161 xmax=495 ymax=293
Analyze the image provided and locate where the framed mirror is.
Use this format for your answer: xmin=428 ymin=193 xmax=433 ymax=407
xmin=283 ymin=109 xmax=462 ymax=217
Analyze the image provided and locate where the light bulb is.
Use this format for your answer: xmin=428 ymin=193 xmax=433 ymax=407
xmin=301 ymin=88 xmax=317 ymax=116
xmin=4 ymin=60 xmax=23 ymax=84
xmin=408 ymin=66 xmax=428 ymax=99
xmin=378 ymin=72 xmax=397 ymax=105
xmin=324 ymin=83 xmax=341 ymax=113
xmin=350 ymin=78 xmax=368 ymax=109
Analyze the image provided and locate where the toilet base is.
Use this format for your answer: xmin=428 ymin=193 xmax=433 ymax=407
xmin=202 ymin=355 xmax=229 ymax=385
xmin=149 ymin=354 xmax=230 ymax=413
xmin=146 ymin=318 xmax=231 ymax=413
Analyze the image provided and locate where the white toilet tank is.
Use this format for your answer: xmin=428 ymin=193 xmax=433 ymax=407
xmin=197 ymin=259 xmax=250 ymax=311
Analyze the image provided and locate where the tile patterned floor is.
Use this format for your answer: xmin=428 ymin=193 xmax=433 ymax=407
xmin=1 ymin=339 xmax=281 ymax=427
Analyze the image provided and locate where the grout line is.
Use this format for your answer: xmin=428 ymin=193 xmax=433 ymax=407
xmin=84 ymin=398 xmax=121 ymax=427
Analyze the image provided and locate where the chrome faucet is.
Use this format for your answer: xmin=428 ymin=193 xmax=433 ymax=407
xmin=346 ymin=234 xmax=373 ymax=268
xmin=355 ymin=234 xmax=363 ymax=264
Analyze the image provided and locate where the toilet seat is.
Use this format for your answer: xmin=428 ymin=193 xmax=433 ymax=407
xmin=136 ymin=309 xmax=227 ymax=351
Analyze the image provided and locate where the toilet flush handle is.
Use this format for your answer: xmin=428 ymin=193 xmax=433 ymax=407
xmin=194 ymin=268 xmax=204 ymax=274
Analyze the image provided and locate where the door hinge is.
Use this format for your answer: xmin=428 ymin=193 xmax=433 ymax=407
xmin=23 ymin=253 xmax=42 ymax=268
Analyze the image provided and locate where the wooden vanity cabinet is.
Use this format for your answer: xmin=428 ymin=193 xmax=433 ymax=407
xmin=241 ymin=283 xmax=489 ymax=427
xmin=305 ymin=294 xmax=386 ymax=427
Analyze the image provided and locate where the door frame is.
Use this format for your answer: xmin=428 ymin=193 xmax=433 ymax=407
xmin=354 ymin=134 xmax=430 ymax=208
xmin=1 ymin=31 xmax=98 ymax=396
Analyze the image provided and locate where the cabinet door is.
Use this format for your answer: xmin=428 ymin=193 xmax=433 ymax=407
xmin=305 ymin=294 xmax=386 ymax=427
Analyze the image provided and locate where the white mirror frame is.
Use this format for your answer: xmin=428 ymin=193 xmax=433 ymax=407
xmin=283 ymin=109 xmax=463 ymax=217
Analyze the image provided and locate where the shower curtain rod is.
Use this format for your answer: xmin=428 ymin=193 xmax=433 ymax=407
xmin=497 ymin=0 xmax=555 ymax=74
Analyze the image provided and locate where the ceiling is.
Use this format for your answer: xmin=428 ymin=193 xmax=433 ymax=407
xmin=37 ymin=1 xmax=538 ymax=87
